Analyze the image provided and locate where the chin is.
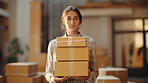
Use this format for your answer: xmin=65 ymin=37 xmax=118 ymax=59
xmin=70 ymin=29 xmax=78 ymax=32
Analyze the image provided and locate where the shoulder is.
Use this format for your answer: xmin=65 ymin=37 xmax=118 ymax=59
xmin=81 ymin=34 xmax=95 ymax=42
xmin=48 ymin=35 xmax=66 ymax=45
xmin=50 ymin=39 xmax=57 ymax=43
xmin=48 ymin=39 xmax=57 ymax=48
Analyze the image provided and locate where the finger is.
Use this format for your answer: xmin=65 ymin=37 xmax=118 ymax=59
xmin=53 ymin=70 xmax=54 ymax=75
xmin=58 ymin=76 xmax=70 ymax=82
xmin=63 ymin=76 xmax=70 ymax=80
xmin=74 ymin=76 xmax=80 ymax=80
xmin=54 ymin=76 xmax=60 ymax=82
xmin=70 ymin=76 xmax=74 ymax=79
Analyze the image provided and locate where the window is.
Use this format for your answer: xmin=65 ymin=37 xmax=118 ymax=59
xmin=112 ymin=18 xmax=148 ymax=76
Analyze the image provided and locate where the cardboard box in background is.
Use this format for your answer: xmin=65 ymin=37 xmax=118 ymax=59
xmin=6 ymin=62 xmax=37 ymax=77
xmin=96 ymin=76 xmax=119 ymax=83
xmin=54 ymin=61 xmax=88 ymax=76
xmin=57 ymin=37 xmax=86 ymax=47
xmin=30 ymin=1 xmax=42 ymax=57
xmin=27 ymin=53 xmax=47 ymax=72
xmin=97 ymin=55 xmax=109 ymax=67
xmin=7 ymin=74 xmax=41 ymax=83
xmin=96 ymin=48 xmax=105 ymax=56
xmin=56 ymin=47 xmax=89 ymax=61
xmin=0 ymin=75 xmax=3 ymax=83
xmin=99 ymin=68 xmax=128 ymax=83
xmin=38 ymin=72 xmax=48 ymax=83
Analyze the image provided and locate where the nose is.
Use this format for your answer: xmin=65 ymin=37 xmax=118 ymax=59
xmin=71 ymin=19 xmax=75 ymax=24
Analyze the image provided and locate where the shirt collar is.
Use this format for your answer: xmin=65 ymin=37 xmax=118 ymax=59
xmin=63 ymin=32 xmax=81 ymax=37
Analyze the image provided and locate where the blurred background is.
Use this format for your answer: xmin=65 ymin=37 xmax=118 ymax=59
xmin=0 ymin=0 xmax=148 ymax=83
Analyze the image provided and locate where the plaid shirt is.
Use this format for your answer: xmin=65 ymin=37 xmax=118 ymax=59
xmin=45 ymin=32 xmax=98 ymax=83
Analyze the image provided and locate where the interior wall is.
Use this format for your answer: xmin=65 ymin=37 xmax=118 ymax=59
xmin=8 ymin=0 xmax=148 ymax=63
xmin=133 ymin=8 xmax=148 ymax=17
xmin=14 ymin=0 xmax=32 ymax=61
xmin=80 ymin=16 xmax=112 ymax=62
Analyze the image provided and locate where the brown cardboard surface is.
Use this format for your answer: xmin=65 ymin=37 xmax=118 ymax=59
xmin=54 ymin=61 xmax=88 ymax=76
xmin=30 ymin=1 xmax=42 ymax=57
xmin=96 ymin=76 xmax=119 ymax=83
xmin=99 ymin=68 xmax=128 ymax=83
xmin=6 ymin=62 xmax=38 ymax=77
xmin=37 ymin=72 xmax=48 ymax=83
xmin=56 ymin=47 xmax=89 ymax=61
xmin=57 ymin=37 xmax=86 ymax=47
xmin=0 ymin=75 xmax=3 ymax=83
xmin=7 ymin=74 xmax=41 ymax=83
xmin=96 ymin=48 xmax=105 ymax=56
xmin=27 ymin=53 xmax=47 ymax=72
xmin=97 ymin=55 xmax=109 ymax=67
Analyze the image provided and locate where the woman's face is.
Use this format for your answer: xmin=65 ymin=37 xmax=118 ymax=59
xmin=63 ymin=10 xmax=80 ymax=33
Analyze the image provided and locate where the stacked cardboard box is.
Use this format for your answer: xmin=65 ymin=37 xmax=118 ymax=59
xmin=96 ymin=48 xmax=109 ymax=67
xmin=6 ymin=62 xmax=41 ymax=83
xmin=99 ymin=67 xmax=128 ymax=83
xmin=54 ymin=37 xmax=89 ymax=76
xmin=29 ymin=1 xmax=46 ymax=73
xmin=96 ymin=76 xmax=119 ymax=83
xmin=0 ymin=75 xmax=3 ymax=83
xmin=37 ymin=72 xmax=48 ymax=83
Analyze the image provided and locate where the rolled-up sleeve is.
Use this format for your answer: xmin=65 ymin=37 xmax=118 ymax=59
xmin=44 ymin=41 xmax=56 ymax=83
xmin=85 ymin=39 xmax=98 ymax=83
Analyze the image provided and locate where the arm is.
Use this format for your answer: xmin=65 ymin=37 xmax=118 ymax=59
xmin=44 ymin=41 xmax=55 ymax=83
xmin=73 ymin=39 xmax=99 ymax=82
xmin=44 ymin=41 xmax=70 ymax=82
xmin=85 ymin=39 xmax=98 ymax=82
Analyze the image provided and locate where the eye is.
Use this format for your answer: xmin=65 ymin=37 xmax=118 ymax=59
xmin=67 ymin=17 xmax=71 ymax=20
xmin=75 ymin=17 xmax=79 ymax=20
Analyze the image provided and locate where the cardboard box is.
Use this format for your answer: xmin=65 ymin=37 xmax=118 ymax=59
xmin=99 ymin=68 xmax=128 ymax=83
xmin=7 ymin=74 xmax=41 ymax=83
xmin=57 ymin=37 xmax=86 ymax=47
xmin=0 ymin=75 xmax=3 ymax=83
xmin=38 ymin=72 xmax=48 ymax=83
xmin=96 ymin=76 xmax=119 ymax=83
xmin=6 ymin=62 xmax=38 ymax=77
xmin=56 ymin=47 xmax=89 ymax=61
xmin=54 ymin=61 xmax=88 ymax=76
xmin=28 ymin=53 xmax=47 ymax=72
xmin=30 ymin=1 xmax=42 ymax=56
xmin=97 ymin=55 xmax=109 ymax=67
xmin=96 ymin=48 xmax=105 ymax=56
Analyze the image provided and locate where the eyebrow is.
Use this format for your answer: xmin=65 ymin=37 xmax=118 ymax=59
xmin=67 ymin=16 xmax=78 ymax=18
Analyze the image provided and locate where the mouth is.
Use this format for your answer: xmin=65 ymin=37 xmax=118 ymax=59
xmin=70 ymin=25 xmax=75 ymax=27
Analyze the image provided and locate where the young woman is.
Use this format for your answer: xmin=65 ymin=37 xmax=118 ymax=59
xmin=45 ymin=6 xmax=98 ymax=83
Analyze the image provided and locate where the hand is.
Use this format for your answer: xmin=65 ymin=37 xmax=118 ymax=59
xmin=73 ymin=69 xmax=91 ymax=80
xmin=54 ymin=76 xmax=70 ymax=82
xmin=53 ymin=70 xmax=70 ymax=82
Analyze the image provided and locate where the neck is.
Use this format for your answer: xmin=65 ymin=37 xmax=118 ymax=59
xmin=67 ymin=31 xmax=78 ymax=37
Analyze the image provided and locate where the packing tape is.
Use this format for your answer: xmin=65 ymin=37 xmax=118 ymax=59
xmin=57 ymin=40 xmax=85 ymax=43
xmin=70 ymin=48 xmax=74 ymax=76
xmin=57 ymin=37 xmax=85 ymax=46
xmin=101 ymin=79 xmax=120 ymax=83
xmin=103 ymin=79 xmax=104 ymax=83
xmin=70 ymin=48 xmax=74 ymax=60
xmin=119 ymin=79 xmax=121 ymax=83
xmin=70 ymin=62 xmax=74 ymax=76
xmin=68 ymin=37 xmax=72 ymax=46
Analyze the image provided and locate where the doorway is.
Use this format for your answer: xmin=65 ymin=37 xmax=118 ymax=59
xmin=112 ymin=18 xmax=148 ymax=77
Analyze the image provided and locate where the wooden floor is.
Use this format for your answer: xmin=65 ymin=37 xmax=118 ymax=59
xmin=128 ymin=77 xmax=148 ymax=83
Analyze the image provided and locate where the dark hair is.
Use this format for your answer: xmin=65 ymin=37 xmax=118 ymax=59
xmin=61 ymin=6 xmax=82 ymax=32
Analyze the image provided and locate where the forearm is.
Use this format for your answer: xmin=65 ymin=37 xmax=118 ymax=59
xmin=85 ymin=70 xmax=98 ymax=82
xmin=45 ymin=72 xmax=55 ymax=83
